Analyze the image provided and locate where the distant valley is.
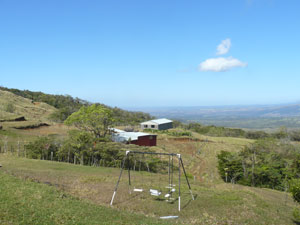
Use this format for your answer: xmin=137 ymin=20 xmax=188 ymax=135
xmin=127 ymin=104 xmax=300 ymax=129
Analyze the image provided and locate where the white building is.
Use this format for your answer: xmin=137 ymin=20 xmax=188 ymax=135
xmin=140 ymin=118 xmax=173 ymax=130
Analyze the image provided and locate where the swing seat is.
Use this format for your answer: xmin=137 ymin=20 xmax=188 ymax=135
xmin=150 ymin=189 xmax=161 ymax=196
xmin=151 ymin=192 xmax=161 ymax=196
xmin=160 ymin=215 xmax=179 ymax=219
xmin=164 ymin=188 xmax=176 ymax=198
xmin=133 ymin=188 xmax=143 ymax=192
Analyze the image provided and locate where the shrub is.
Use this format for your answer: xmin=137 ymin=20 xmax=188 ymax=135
xmin=25 ymin=137 xmax=60 ymax=160
xmin=290 ymin=179 xmax=300 ymax=203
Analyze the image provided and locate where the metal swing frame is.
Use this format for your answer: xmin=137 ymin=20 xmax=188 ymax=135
xmin=110 ymin=150 xmax=194 ymax=211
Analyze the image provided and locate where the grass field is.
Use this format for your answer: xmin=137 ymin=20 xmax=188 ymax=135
xmin=0 ymin=169 xmax=170 ymax=225
xmin=1 ymin=104 xmax=300 ymax=225
xmin=1 ymin=154 xmax=299 ymax=225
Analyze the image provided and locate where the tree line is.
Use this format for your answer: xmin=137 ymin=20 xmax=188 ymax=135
xmin=217 ymin=138 xmax=300 ymax=190
xmin=216 ymin=137 xmax=300 ymax=221
xmin=23 ymin=131 xmax=168 ymax=173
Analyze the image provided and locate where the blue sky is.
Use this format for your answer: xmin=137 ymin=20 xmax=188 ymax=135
xmin=0 ymin=0 xmax=299 ymax=107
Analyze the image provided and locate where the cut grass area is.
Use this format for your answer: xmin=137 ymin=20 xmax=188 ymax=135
xmin=0 ymin=155 xmax=298 ymax=225
xmin=0 ymin=170 xmax=169 ymax=225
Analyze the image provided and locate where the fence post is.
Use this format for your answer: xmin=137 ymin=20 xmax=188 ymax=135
xmin=4 ymin=137 xmax=7 ymax=153
xmin=17 ymin=141 xmax=20 ymax=157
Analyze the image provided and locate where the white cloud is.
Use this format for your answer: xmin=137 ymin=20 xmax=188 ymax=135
xmin=198 ymin=57 xmax=247 ymax=72
xmin=216 ymin=38 xmax=231 ymax=55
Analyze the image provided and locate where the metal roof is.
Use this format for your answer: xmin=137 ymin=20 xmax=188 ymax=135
xmin=112 ymin=131 xmax=156 ymax=142
xmin=109 ymin=128 xmax=125 ymax=133
xmin=141 ymin=118 xmax=173 ymax=125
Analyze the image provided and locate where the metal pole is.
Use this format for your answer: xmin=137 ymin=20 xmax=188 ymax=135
xmin=168 ymin=155 xmax=171 ymax=187
xmin=170 ymin=155 xmax=174 ymax=199
xmin=171 ymin=155 xmax=173 ymax=187
xmin=110 ymin=151 xmax=129 ymax=206
xmin=178 ymin=154 xmax=181 ymax=211
xmin=180 ymin=157 xmax=195 ymax=200
xmin=129 ymin=151 xmax=177 ymax=157
xmin=128 ymin=153 xmax=131 ymax=193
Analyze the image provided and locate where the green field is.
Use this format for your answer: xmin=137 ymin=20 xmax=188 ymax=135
xmin=1 ymin=150 xmax=298 ymax=225
xmin=0 ymin=168 xmax=169 ymax=225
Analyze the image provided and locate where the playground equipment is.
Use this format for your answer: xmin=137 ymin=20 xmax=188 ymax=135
xmin=110 ymin=150 xmax=194 ymax=211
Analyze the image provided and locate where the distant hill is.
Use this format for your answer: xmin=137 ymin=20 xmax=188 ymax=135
xmin=0 ymin=89 xmax=57 ymax=122
xmin=127 ymin=104 xmax=300 ymax=129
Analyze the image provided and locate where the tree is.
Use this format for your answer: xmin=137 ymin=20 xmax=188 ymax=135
xmin=217 ymin=150 xmax=243 ymax=183
xmin=58 ymin=130 xmax=94 ymax=165
xmin=64 ymin=104 xmax=114 ymax=138
xmin=25 ymin=136 xmax=60 ymax=160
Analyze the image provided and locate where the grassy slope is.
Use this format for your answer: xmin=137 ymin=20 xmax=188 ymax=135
xmin=0 ymin=89 xmax=69 ymax=148
xmin=0 ymin=89 xmax=57 ymax=124
xmin=0 ymin=170 xmax=168 ymax=225
xmin=0 ymin=96 xmax=299 ymax=224
xmin=0 ymin=139 xmax=298 ymax=225
xmin=156 ymin=132 xmax=254 ymax=185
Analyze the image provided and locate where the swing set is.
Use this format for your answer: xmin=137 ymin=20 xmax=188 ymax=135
xmin=110 ymin=150 xmax=194 ymax=212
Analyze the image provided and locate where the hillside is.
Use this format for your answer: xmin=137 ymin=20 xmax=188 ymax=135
xmin=0 ymin=86 xmax=153 ymax=124
xmin=0 ymin=89 xmax=57 ymax=123
xmin=1 ymin=131 xmax=299 ymax=224
xmin=1 ymin=87 xmax=300 ymax=224
xmin=0 ymin=170 xmax=167 ymax=225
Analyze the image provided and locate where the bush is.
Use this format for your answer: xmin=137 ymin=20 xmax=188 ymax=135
xmin=290 ymin=179 xmax=300 ymax=203
xmin=25 ymin=137 xmax=60 ymax=160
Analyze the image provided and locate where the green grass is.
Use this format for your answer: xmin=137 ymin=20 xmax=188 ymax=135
xmin=0 ymin=155 xmax=299 ymax=224
xmin=0 ymin=170 xmax=169 ymax=225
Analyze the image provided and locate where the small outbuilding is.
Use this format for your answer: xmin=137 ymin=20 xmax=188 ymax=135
xmin=140 ymin=118 xmax=173 ymax=131
xmin=111 ymin=129 xmax=157 ymax=146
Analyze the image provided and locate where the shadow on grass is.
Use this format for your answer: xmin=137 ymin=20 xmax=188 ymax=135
xmin=182 ymin=194 xmax=197 ymax=210
xmin=114 ymin=192 xmax=144 ymax=205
